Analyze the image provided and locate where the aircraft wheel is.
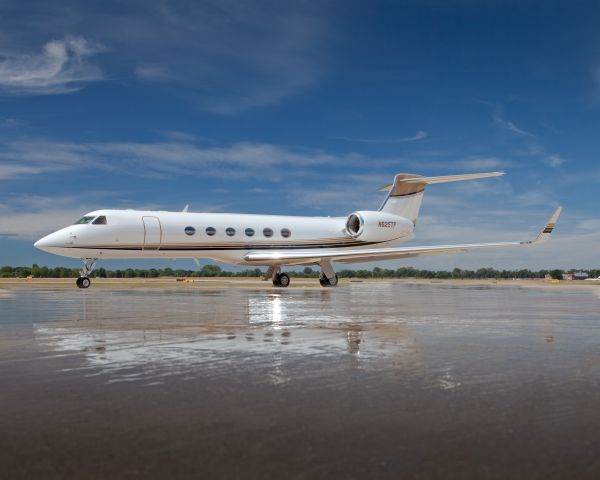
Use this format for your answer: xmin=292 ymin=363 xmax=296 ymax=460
xmin=77 ymin=277 xmax=91 ymax=289
xmin=278 ymin=273 xmax=290 ymax=288
xmin=319 ymin=274 xmax=338 ymax=287
xmin=272 ymin=275 xmax=281 ymax=287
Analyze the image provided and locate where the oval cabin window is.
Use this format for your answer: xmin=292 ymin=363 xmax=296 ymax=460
xmin=245 ymin=228 xmax=255 ymax=237
xmin=281 ymin=228 xmax=291 ymax=238
xmin=206 ymin=227 xmax=216 ymax=236
xmin=184 ymin=226 xmax=196 ymax=236
xmin=263 ymin=228 xmax=273 ymax=238
xmin=226 ymin=227 xmax=236 ymax=236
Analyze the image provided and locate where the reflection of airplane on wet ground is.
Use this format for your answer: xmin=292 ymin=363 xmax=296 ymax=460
xmin=34 ymin=171 xmax=561 ymax=288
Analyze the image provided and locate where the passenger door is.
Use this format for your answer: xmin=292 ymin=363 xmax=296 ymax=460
xmin=142 ymin=216 xmax=162 ymax=250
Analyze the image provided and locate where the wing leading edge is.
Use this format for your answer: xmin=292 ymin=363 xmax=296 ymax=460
xmin=243 ymin=207 xmax=562 ymax=265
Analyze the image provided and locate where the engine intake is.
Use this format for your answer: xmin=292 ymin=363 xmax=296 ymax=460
xmin=346 ymin=213 xmax=363 ymax=237
xmin=345 ymin=211 xmax=412 ymax=243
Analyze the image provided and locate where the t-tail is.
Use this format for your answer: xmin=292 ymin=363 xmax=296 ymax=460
xmin=378 ymin=172 xmax=505 ymax=224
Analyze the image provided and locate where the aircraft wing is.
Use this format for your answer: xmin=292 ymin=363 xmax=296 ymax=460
xmin=244 ymin=207 xmax=562 ymax=265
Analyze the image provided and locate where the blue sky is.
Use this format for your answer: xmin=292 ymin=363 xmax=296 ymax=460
xmin=0 ymin=0 xmax=598 ymax=270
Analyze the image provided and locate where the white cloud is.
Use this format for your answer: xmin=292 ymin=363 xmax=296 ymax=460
xmin=134 ymin=64 xmax=173 ymax=82
xmin=505 ymin=121 xmax=535 ymax=138
xmin=0 ymin=194 xmax=226 ymax=239
xmin=453 ymin=156 xmax=509 ymax=170
xmin=576 ymin=218 xmax=600 ymax=231
xmin=0 ymin=1 xmax=333 ymax=112
xmin=0 ymin=137 xmax=365 ymax=182
xmin=334 ymin=130 xmax=429 ymax=144
xmin=0 ymin=36 xmax=106 ymax=95
xmin=544 ymin=154 xmax=566 ymax=168
xmin=0 ymin=164 xmax=47 ymax=179
xmin=493 ymin=113 xmax=536 ymax=138
xmin=1 ymin=118 xmax=22 ymax=128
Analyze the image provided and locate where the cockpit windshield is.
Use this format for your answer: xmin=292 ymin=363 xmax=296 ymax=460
xmin=74 ymin=216 xmax=95 ymax=225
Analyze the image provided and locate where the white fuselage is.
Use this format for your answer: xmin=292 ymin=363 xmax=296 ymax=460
xmin=34 ymin=209 xmax=415 ymax=266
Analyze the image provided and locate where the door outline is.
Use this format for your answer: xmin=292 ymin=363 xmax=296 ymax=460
xmin=142 ymin=216 xmax=162 ymax=250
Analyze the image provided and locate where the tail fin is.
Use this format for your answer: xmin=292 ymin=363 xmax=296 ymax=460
xmin=378 ymin=172 xmax=504 ymax=223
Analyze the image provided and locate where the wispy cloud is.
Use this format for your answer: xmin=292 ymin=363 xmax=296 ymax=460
xmin=0 ymin=36 xmax=106 ymax=95
xmin=0 ymin=164 xmax=52 ymax=179
xmin=593 ymin=64 xmax=600 ymax=102
xmin=0 ymin=1 xmax=334 ymax=112
xmin=451 ymin=156 xmax=509 ymax=171
xmin=0 ymin=137 xmax=365 ymax=182
xmin=544 ymin=154 xmax=566 ymax=168
xmin=0 ymin=193 xmax=226 ymax=238
xmin=493 ymin=113 xmax=536 ymax=138
xmin=334 ymin=130 xmax=428 ymax=144
xmin=1 ymin=118 xmax=22 ymax=128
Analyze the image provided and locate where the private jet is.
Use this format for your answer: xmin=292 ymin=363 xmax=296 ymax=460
xmin=34 ymin=172 xmax=561 ymax=288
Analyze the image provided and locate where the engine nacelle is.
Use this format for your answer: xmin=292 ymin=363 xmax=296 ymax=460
xmin=345 ymin=211 xmax=413 ymax=243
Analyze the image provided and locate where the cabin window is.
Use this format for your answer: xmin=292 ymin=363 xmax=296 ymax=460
xmin=263 ymin=228 xmax=273 ymax=238
xmin=281 ymin=228 xmax=291 ymax=238
xmin=245 ymin=228 xmax=255 ymax=237
xmin=206 ymin=227 xmax=216 ymax=236
xmin=92 ymin=216 xmax=107 ymax=225
xmin=226 ymin=227 xmax=236 ymax=236
xmin=184 ymin=226 xmax=196 ymax=236
xmin=74 ymin=216 xmax=95 ymax=225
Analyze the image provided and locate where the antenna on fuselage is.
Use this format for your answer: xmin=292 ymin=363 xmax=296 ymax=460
xmin=182 ymin=204 xmax=189 ymax=213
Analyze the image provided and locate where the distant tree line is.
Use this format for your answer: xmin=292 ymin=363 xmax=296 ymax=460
xmin=1 ymin=264 xmax=598 ymax=280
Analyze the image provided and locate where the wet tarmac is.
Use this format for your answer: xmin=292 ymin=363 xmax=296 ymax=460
xmin=1 ymin=282 xmax=599 ymax=479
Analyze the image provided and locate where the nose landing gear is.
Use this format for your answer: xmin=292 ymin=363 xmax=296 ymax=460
xmin=77 ymin=258 xmax=97 ymax=289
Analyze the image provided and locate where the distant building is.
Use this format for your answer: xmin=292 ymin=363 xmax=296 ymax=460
xmin=563 ymin=271 xmax=589 ymax=281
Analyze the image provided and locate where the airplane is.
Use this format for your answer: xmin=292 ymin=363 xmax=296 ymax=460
xmin=34 ymin=171 xmax=562 ymax=289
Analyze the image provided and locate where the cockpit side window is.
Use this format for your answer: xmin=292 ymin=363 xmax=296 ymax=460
xmin=92 ymin=216 xmax=107 ymax=225
xmin=74 ymin=216 xmax=95 ymax=225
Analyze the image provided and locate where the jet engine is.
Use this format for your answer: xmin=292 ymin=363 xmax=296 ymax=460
xmin=345 ymin=211 xmax=413 ymax=243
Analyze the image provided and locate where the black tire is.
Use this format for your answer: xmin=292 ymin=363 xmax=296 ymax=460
xmin=76 ymin=277 xmax=82 ymax=288
xmin=77 ymin=277 xmax=91 ymax=289
xmin=278 ymin=273 xmax=290 ymax=288
xmin=272 ymin=274 xmax=281 ymax=287
xmin=319 ymin=274 xmax=338 ymax=287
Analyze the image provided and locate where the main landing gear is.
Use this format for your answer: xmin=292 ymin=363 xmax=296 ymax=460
xmin=76 ymin=258 xmax=97 ymax=289
xmin=319 ymin=260 xmax=338 ymax=287
xmin=263 ymin=267 xmax=291 ymax=288
xmin=262 ymin=260 xmax=339 ymax=288
xmin=273 ymin=272 xmax=290 ymax=288
xmin=319 ymin=273 xmax=338 ymax=287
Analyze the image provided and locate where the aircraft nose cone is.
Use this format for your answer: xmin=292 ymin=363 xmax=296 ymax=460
xmin=34 ymin=235 xmax=49 ymax=251
xmin=34 ymin=232 xmax=62 ymax=252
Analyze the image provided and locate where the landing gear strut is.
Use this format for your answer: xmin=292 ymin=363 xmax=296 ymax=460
xmin=319 ymin=260 xmax=338 ymax=287
xmin=77 ymin=258 xmax=97 ymax=289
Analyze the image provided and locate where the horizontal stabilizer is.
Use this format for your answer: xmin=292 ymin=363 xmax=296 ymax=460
xmin=378 ymin=171 xmax=504 ymax=192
